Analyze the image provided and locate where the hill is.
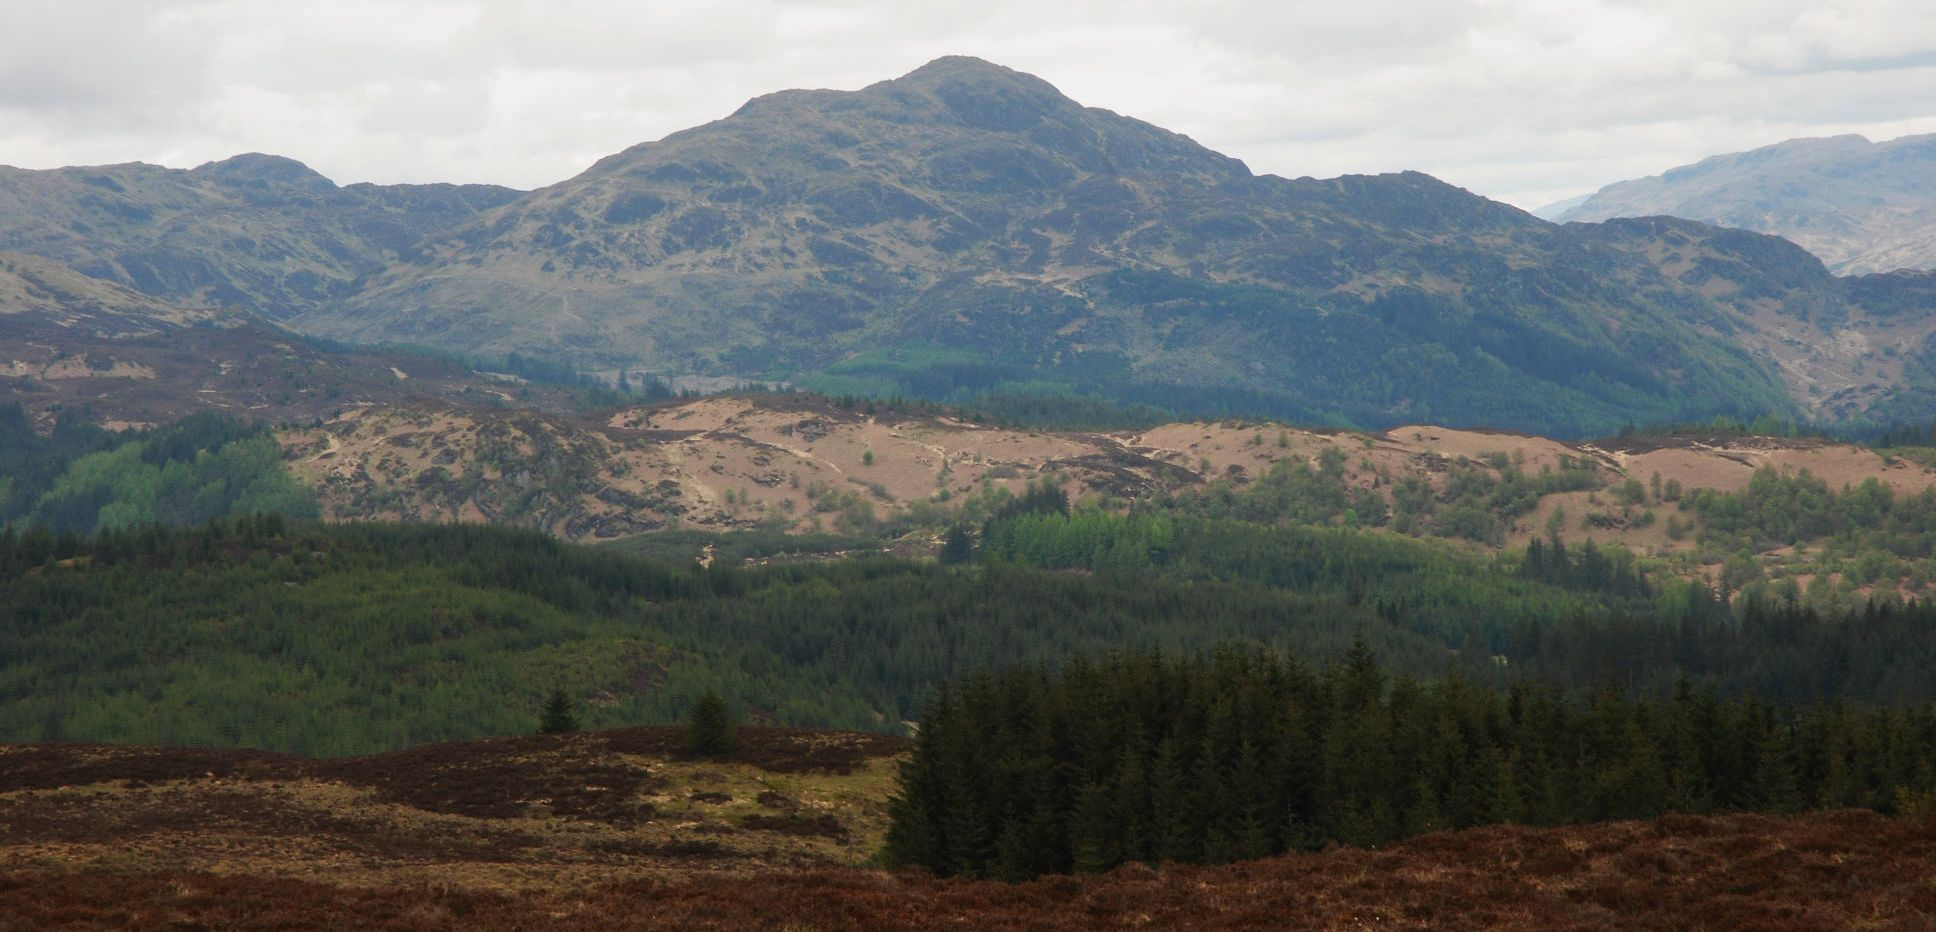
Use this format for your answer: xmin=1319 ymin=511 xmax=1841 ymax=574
xmin=15 ymin=362 xmax=1936 ymax=602
xmin=279 ymin=393 xmax=1936 ymax=575
xmin=1557 ymin=133 xmax=1936 ymax=276
xmin=0 ymin=310 xmax=591 ymax=431
xmin=14 ymin=363 xmax=1936 ymax=612
xmin=1 ymin=732 xmax=1931 ymax=930
xmin=0 ymin=251 xmax=223 ymax=335
xmin=0 ymin=154 xmax=520 ymax=314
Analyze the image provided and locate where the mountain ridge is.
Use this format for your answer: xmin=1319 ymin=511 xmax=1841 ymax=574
xmin=290 ymin=57 xmax=1815 ymax=435
xmin=1 ymin=57 xmax=1934 ymax=435
xmin=0 ymin=155 xmax=522 ymax=313
xmin=1559 ymin=132 xmax=1936 ymax=276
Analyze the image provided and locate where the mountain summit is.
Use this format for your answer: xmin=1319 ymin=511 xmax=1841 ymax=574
xmin=4 ymin=58 xmax=1935 ymax=434
xmin=288 ymin=57 xmax=1844 ymax=434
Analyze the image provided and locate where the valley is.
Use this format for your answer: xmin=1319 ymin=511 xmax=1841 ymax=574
xmin=5 ymin=42 xmax=1936 ymax=931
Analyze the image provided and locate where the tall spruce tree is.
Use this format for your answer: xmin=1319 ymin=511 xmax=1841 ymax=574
xmin=537 ymin=688 xmax=579 ymax=735
xmin=687 ymin=691 xmax=738 ymax=756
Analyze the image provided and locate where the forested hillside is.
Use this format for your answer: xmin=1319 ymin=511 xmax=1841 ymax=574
xmin=0 ymin=409 xmax=315 ymax=532
xmin=10 ymin=515 xmax=1936 ymax=756
xmin=886 ymin=646 xmax=1936 ymax=880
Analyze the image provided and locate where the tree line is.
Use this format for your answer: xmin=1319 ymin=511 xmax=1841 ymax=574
xmin=887 ymin=644 xmax=1936 ymax=880
xmin=14 ymin=517 xmax=1936 ymax=755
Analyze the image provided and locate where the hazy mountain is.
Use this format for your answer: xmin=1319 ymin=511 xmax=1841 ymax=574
xmin=0 ymin=154 xmax=521 ymax=314
xmin=1558 ymin=134 xmax=1936 ymax=276
xmin=1531 ymin=193 xmax=1591 ymax=221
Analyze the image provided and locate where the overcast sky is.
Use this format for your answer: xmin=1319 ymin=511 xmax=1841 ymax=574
xmin=5 ymin=0 xmax=1935 ymax=209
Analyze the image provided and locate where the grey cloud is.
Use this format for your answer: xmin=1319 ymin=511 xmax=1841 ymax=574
xmin=0 ymin=0 xmax=1932 ymax=207
xmin=0 ymin=1 xmax=211 ymax=127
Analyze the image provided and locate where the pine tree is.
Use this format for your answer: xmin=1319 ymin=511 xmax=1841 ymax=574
xmin=1069 ymin=780 xmax=1117 ymax=873
xmin=939 ymin=526 xmax=974 ymax=565
xmin=537 ymin=688 xmax=579 ymax=735
xmin=687 ymin=691 xmax=739 ymax=755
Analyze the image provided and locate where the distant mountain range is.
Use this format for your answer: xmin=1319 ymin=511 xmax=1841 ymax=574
xmin=1555 ymin=134 xmax=1936 ymax=276
xmin=4 ymin=58 xmax=1936 ymax=436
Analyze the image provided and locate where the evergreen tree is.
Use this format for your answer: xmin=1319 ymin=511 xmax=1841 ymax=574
xmin=885 ymin=644 xmax=1936 ymax=880
xmin=687 ymin=691 xmax=739 ymax=756
xmin=939 ymin=526 xmax=974 ymax=565
xmin=537 ymin=688 xmax=579 ymax=735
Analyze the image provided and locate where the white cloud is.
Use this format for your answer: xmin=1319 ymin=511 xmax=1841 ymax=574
xmin=0 ymin=0 xmax=1932 ymax=207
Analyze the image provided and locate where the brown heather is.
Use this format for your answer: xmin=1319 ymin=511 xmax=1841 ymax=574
xmin=2 ymin=810 xmax=1933 ymax=930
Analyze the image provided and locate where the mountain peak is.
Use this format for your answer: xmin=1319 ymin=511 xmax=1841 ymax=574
xmin=193 ymin=153 xmax=335 ymax=191
xmin=896 ymin=55 xmax=1039 ymax=85
xmin=872 ymin=56 xmax=1080 ymax=132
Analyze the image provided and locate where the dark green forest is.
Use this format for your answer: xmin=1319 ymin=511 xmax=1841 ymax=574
xmin=9 ymin=515 xmax=1936 ymax=756
xmin=885 ymin=646 xmax=1936 ymax=880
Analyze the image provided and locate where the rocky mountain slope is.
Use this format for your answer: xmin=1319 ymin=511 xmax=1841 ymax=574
xmin=0 ymin=154 xmax=519 ymax=314
xmin=3 ymin=60 xmax=1935 ymax=435
xmin=1557 ymin=133 xmax=1936 ymax=276
xmin=303 ymin=56 xmax=1831 ymax=435
xmin=0 ymin=251 xmax=224 ymax=335
xmin=0 ymin=295 xmax=586 ymax=432
xmin=291 ymin=59 xmax=1936 ymax=433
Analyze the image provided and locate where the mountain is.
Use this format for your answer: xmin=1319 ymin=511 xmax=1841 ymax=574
xmin=288 ymin=55 xmax=1861 ymax=435
xmin=4 ymin=59 xmax=1936 ymax=435
xmin=0 ymin=251 xmax=222 ymax=335
xmin=1531 ymin=192 xmax=1591 ymax=220
xmin=0 ymin=154 xmax=521 ymax=314
xmin=1558 ymin=134 xmax=1936 ymax=275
